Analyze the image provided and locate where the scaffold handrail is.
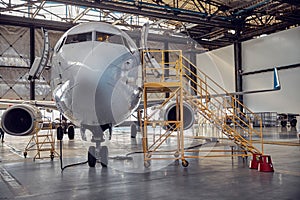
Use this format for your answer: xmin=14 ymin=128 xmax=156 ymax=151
xmin=141 ymin=49 xmax=264 ymax=168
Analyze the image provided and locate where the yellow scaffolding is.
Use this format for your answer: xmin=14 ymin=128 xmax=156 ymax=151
xmin=142 ymin=50 xmax=189 ymax=167
xmin=141 ymin=49 xmax=264 ymax=167
xmin=24 ymin=118 xmax=59 ymax=160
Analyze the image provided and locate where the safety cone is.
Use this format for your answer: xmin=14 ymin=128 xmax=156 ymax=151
xmin=249 ymin=153 xmax=261 ymax=169
xmin=258 ymin=155 xmax=274 ymax=172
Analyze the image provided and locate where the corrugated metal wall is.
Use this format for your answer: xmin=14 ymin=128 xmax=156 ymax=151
xmin=0 ymin=25 xmax=63 ymax=100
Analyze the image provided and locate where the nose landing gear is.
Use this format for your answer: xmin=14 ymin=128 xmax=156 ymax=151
xmin=87 ymin=145 xmax=108 ymax=168
xmin=86 ymin=124 xmax=111 ymax=168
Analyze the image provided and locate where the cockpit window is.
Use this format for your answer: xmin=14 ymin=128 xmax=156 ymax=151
xmin=55 ymin=36 xmax=66 ymax=52
xmin=65 ymin=32 xmax=92 ymax=44
xmin=96 ymin=32 xmax=123 ymax=45
xmin=95 ymin=31 xmax=137 ymax=53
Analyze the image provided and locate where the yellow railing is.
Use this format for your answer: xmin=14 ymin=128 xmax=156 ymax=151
xmin=142 ymin=49 xmax=182 ymax=83
xmin=181 ymin=55 xmax=263 ymax=154
xmin=141 ymin=49 xmax=264 ymax=167
xmin=142 ymin=50 xmax=186 ymax=165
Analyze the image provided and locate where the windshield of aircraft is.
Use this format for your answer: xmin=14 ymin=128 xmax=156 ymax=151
xmin=65 ymin=32 xmax=92 ymax=44
xmin=96 ymin=31 xmax=136 ymax=53
xmin=61 ymin=30 xmax=137 ymax=53
xmin=96 ymin=32 xmax=122 ymax=43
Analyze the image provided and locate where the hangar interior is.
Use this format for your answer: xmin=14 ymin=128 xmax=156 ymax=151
xmin=0 ymin=1 xmax=300 ymax=200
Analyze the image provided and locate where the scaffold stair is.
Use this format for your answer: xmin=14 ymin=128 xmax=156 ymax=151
xmin=180 ymin=55 xmax=264 ymax=155
xmin=141 ymin=49 xmax=264 ymax=168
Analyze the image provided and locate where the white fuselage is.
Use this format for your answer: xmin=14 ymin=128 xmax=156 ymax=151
xmin=51 ymin=22 xmax=142 ymax=127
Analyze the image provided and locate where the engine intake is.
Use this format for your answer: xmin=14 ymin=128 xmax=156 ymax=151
xmin=162 ymin=102 xmax=195 ymax=130
xmin=1 ymin=104 xmax=43 ymax=136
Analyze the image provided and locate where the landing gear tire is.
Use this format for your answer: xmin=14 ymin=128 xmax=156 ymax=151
xmin=23 ymin=152 xmax=27 ymax=158
xmin=130 ymin=123 xmax=137 ymax=138
xmin=182 ymin=159 xmax=189 ymax=167
xmin=290 ymin=118 xmax=297 ymax=127
xmin=67 ymin=125 xmax=75 ymax=140
xmin=88 ymin=146 xmax=97 ymax=167
xmin=100 ymin=146 xmax=108 ymax=167
xmin=281 ymin=120 xmax=287 ymax=128
xmin=57 ymin=126 xmax=64 ymax=140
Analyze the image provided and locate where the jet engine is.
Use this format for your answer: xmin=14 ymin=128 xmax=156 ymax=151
xmin=1 ymin=104 xmax=43 ymax=136
xmin=162 ymin=102 xmax=195 ymax=130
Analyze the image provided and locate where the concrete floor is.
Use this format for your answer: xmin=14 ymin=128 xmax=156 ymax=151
xmin=0 ymin=126 xmax=300 ymax=200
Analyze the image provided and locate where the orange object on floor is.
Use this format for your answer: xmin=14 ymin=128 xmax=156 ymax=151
xmin=258 ymin=155 xmax=274 ymax=172
xmin=249 ymin=153 xmax=261 ymax=169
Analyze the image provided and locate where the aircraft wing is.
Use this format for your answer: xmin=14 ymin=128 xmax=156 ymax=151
xmin=0 ymin=99 xmax=57 ymax=110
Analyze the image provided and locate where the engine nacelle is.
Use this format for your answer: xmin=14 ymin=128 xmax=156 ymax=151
xmin=1 ymin=104 xmax=43 ymax=136
xmin=162 ymin=102 xmax=195 ymax=130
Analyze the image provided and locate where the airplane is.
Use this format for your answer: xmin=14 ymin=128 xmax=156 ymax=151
xmin=0 ymin=22 xmax=143 ymax=167
xmin=0 ymin=22 xmax=200 ymax=168
xmin=0 ymin=22 xmax=281 ymax=168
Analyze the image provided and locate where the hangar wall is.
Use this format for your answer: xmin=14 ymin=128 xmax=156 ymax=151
xmin=243 ymin=26 xmax=300 ymax=114
xmin=196 ymin=26 xmax=300 ymax=114
xmin=196 ymin=45 xmax=235 ymax=92
xmin=242 ymin=26 xmax=300 ymax=72
xmin=0 ymin=25 xmax=63 ymax=101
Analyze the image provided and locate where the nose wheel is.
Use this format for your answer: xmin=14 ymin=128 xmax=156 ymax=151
xmin=88 ymin=146 xmax=97 ymax=167
xmin=87 ymin=145 xmax=108 ymax=167
xmin=86 ymin=124 xmax=111 ymax=168
xmin=99 ymin=146 xmax=108 ymax=167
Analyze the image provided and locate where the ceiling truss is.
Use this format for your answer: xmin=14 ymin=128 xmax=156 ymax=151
xmin=0 ymin=0 xmax=299 ymax=50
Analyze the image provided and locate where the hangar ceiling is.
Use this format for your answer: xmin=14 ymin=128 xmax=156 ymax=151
xmin=0 ymin=0 xmax=299 ymax=50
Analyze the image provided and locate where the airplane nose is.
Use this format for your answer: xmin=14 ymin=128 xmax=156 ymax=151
xmin=71 ymin=63 xmax=101 ymax=126
xmin=94 ymin=67 xmax=116 ymax=125
xmin=94 ymin=51 xmax=141 ymax=125
xmin=69 ymin=43 xmax=141 ymax=126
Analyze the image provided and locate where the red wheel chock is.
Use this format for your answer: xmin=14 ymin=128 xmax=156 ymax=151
xmin=249 ymin=153 xmax=261 ymax=169
xmin=258 ymin=155 xmax=274 ymax=172
xmin=249 ymin=154 xmax=274 ymax=172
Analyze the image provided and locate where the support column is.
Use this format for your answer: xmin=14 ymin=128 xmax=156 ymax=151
xmin=30 ymin=27 xmax=35 ymax=100
xmin=234 ymin=36 xmax=243 ymax=111
xmin=164 ymin=41 xmax=170 ymax=98
xmin=190 ymin=45 xmax=197 ymax=96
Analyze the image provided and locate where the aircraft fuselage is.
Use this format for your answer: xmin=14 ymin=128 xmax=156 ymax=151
xmin=51 ymin=22 xmax=142 ymax=128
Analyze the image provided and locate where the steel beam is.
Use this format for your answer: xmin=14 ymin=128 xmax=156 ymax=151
xmin=164 ymin=41 xmax=170 ymax=98
xmin=51 ymin=0 xmax=234 ymax=29
xmin=234 ymin=33 xmax=243 ymax=111
xmin=189 ymin=46 xmax=197 ymax=96
xmin=241 ymin=63 xmax=300 ymax=76
xmin=30 ymin=27 xmax=35 ymax=100
xmin=0 ymin=14 xmax=73 ymax=31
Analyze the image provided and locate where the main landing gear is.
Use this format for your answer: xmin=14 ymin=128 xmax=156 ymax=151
xmin=84 ymin=124 xmax=112 ymax=168
xmin=56 ymin=125 xmax=75 ymax=140
xmin=56 ymin=115 xmax=75 ymax=140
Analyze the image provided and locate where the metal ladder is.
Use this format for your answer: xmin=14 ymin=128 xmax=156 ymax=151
xmin=24 ymin=118 xmax=59 ymax=160
xmin=141 ymin=49 xmax=264 ymax=167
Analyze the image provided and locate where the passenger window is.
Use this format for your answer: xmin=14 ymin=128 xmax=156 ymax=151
xmin=65 ymin=32 xmax=92 ymax=44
